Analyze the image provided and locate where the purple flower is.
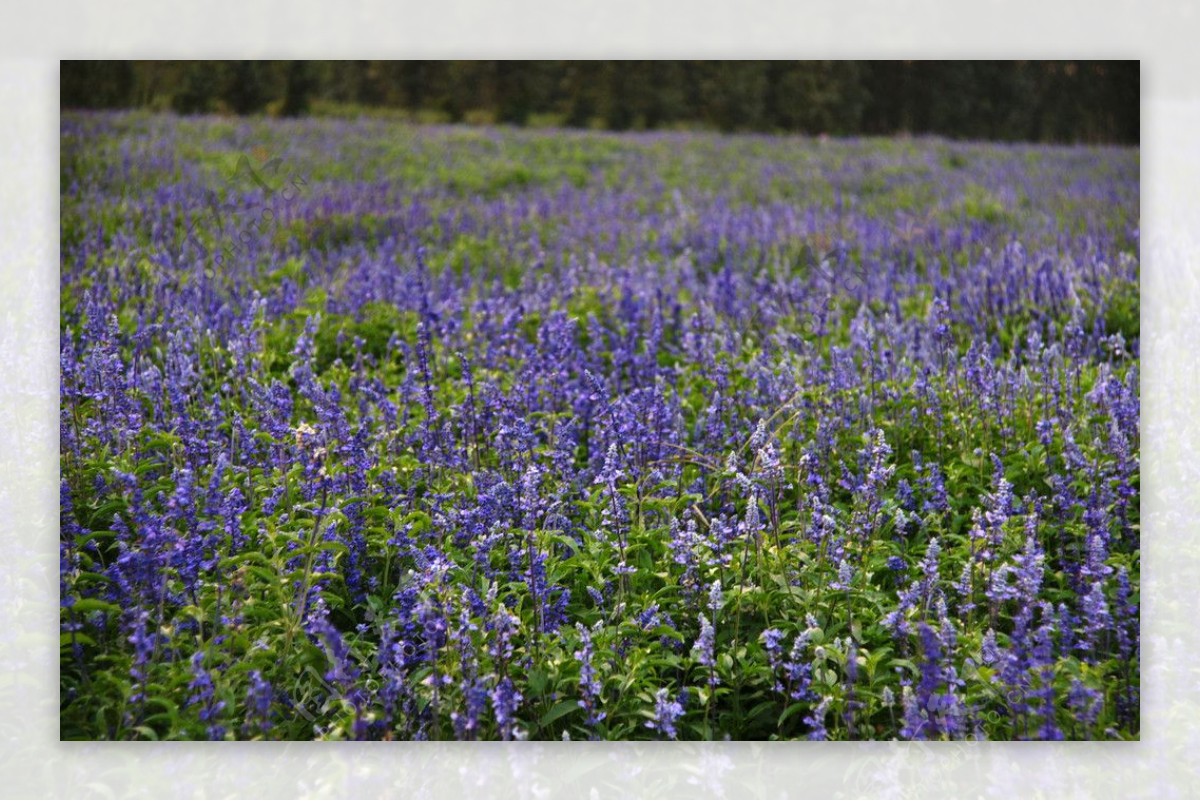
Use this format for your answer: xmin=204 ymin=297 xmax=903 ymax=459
xmin=805 ymin=696 xmax=830 ymax=740
xmin=242 ymin=670 xmax=273 ymax=737
xmin=707 ymin=579 xmax=724 ymax=615
xmin=763 ymin=628 xmax=786 ymax=691
xmin=692 ymin=614 xmax=718 ymax=687
xmin=187 ymin=652 xmax=227 ymax=740
xmin=831 ymin=559 xmax=854 ymax=591
xmin=574 ymin=623 xmax=606 ymax=731
xmin=452 ymin=680 xmax=491 ymax=741
xmin=490 ymin=676 xmax=523 ymax=741
xmin=781 ymin=631 xmax=814 ymax=702
xmin=647 ymin=687 xmax=686 ymax=740
xmin=1079 ymin=581 xmax=1112 ymax=655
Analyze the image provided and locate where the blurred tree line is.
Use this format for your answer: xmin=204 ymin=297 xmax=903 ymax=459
xmin=60 ymin=60 xmax=1139 ymax=143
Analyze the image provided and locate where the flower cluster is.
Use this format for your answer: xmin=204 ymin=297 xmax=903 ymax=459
xmin=60 ymin=112 xmax=1139 ymax=741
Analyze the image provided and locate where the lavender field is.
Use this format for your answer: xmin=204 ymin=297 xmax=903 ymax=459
xmin=59 ymin=112 xmax=1139 ymax=741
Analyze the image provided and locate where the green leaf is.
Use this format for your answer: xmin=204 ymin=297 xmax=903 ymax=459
xmin=319 ymin=540 xmax=350 ymax=556
xmin=538 ymin=699 xmax=581 ymax=728
xmin=778 ymin=701 xmax=809 ymax=727
xmin=128 ymin=725 xmax=160 ymax=741
xmin=61 ymin=632 xmax=97 ymax=649
xmin=526 ymin=669 xmax=549 ymax=696
xmin=70 ymin=598 xmax=123 ymax=616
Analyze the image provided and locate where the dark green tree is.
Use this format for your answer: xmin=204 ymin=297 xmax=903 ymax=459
xmin=223 ymin=61 xmax=272 ymax=116
xmin=493 ymin=61 xmax=536 ymax=126
xmin=280 ymin=61 xmax=316 ymax=117
xmin=60 ymin=59 xmax=1141 ymax=144
xmin=171 ymin=61 xmax=221 ymax=115
xmin=61 ymin=61 xmax=135 ymax=109
xmin=695 ymin=61 xmax=769 ymax=132
xmin=768 ymin=61 xmax=868 ymax=134
xmin=563 ymin=62 xmax=603 ymax=128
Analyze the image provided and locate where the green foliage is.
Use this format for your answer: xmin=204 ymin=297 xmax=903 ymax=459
xmin=59 ymin=113 xmax=1139 ymax=742
xmin=62 ymin=61 xmax=1139 ymax=144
